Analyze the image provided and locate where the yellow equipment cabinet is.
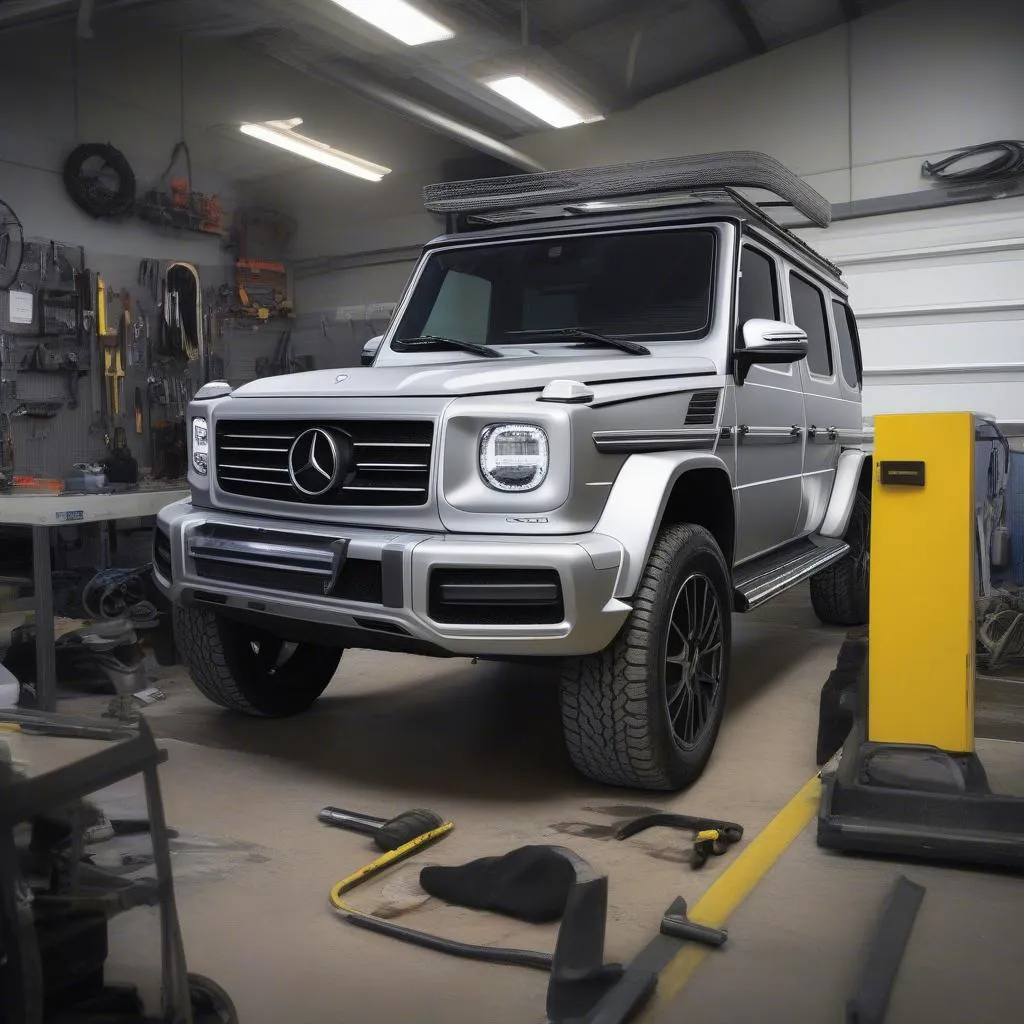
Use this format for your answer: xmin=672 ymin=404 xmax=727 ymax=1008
xmin=868 ymin=412 xmax=976 ymax=752
xmin=818 ymin=412 xmax=1024 ymax=870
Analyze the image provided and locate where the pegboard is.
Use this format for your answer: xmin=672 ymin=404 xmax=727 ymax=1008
xmin=0 ymin=241 xmax=229 ymax=482
xmin=1 ymin=239 xmax=396 ymax=485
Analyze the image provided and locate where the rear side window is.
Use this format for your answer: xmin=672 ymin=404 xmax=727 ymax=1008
xmin=831 ymin=300 xmax=861 ymax=389
xmin=789 ymin=273 xmax=832 ymax=377
xmin=737 ymin=247 xmax=779 ymax=332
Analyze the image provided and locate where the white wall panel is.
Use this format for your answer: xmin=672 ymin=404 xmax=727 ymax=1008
xmin=804 ymin=196 xmax=1024 ymax=425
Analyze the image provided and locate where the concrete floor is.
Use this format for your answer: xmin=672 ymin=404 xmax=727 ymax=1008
xmin=50 ymin=586 xmax=1024 ymax=1023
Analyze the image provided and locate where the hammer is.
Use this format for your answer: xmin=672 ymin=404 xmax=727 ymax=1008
xmin=318 ymin=806 xmax=445 ymax=852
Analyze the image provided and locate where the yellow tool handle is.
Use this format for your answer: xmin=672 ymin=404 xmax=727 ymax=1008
xmin=329 ymin=820 xmax=454 ymax=913
xmin=97 ymin=275 xmax=111 ymax=337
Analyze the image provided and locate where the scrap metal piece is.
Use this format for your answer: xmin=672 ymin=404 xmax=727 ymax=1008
xmin=846 ymin=876 xmax=925 ymax=1024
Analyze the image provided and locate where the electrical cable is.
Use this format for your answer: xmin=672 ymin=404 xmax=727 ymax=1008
xmin=63 ymin=143 xmax=136 ymax=218
xmin=328 ymin=822 xmax=554 ymax=972
xmin=922 ymin=141 xmax=1024 ymax=186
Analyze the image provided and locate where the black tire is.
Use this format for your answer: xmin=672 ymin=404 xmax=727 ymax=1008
xmin=811 ymin=490 xmax=870 ymax=627
xmin=559 ymin=524 xmax=732 ymax=791
xmin=173 ymin=605 xmax=342 ymax=717
xmin=189 ymin=972 xmax=238 ymax=1024
xmin=63 ymin=142 xmax=136 ymax=219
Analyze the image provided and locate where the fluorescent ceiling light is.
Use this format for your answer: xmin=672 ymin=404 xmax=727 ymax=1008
xmin=239 ymin=120 xmax=391 ymax=182
xmin=330 ymin=0 xmax=453 ymax=46
xmin=486 ymin=75 xmax=601 ymax=129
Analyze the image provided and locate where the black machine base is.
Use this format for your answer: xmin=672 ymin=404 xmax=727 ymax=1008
xmin=818 ymin=732 xmax=1024 ymax=870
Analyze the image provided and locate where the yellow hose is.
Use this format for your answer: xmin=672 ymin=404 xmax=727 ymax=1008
xmin=329 ymin=821 xmax=455 ymax=914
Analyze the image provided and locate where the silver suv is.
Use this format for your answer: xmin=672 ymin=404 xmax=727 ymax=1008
xmin=156 ymin=153 xmax=871 ymax=792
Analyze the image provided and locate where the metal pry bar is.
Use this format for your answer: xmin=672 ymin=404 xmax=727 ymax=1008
xmin=422 ymin=150 xmax=832 ymax=228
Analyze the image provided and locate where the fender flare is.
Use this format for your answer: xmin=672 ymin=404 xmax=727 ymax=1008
xmin=819 ymin=449 xmax=868 ymax=538
xmin=593 ymin=451 xmax=733 ymax=599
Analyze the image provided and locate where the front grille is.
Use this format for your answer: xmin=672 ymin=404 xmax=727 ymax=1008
xmin=153 ymin=526 xmax=172 ymax=581
xmin=215 ymin=419 xmax=433 ymax=507
xmin=429 ymin=568 xmax=564 ymax=625
xmin=684 ymin=389 xmax=719 ymax=426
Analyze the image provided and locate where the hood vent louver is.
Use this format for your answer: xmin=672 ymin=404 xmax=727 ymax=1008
xmin=684 ymin=390 xmax=719 ymax=426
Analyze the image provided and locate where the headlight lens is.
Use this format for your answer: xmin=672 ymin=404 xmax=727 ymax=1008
xmin=479 ymin=424 xmax=549 ymax=492
xmin=191 ymin=417 xmax=209 ymax=475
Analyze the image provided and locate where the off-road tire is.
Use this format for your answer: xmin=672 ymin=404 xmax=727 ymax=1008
xmin=173 ymin=605 xmax=342 ymax=717
xmin=559 ymin=524 xmax=732 ymax=791
xmin=811 ymin=490 xmax=870 ymax=627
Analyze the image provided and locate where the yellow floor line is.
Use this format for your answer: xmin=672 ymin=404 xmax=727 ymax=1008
xmin=648 ymin=774 xmax=822 ymax=1013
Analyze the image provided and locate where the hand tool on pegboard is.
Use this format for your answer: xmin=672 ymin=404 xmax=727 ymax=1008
xmin=129 ymin=316 xmax=146 ymax=368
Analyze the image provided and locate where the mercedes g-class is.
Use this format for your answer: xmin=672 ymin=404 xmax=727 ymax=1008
xmin=155 ymin=152 xmax=871 ymax=791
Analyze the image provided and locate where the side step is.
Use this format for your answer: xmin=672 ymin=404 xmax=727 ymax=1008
xmin=733 ymin=537 xmax=849 ymax=612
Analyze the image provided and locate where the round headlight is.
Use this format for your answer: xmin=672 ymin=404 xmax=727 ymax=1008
xmin=191 ymin=417 xmax=209 ymax=476
xmin=479 ymin=424 xmax=549 ymax=492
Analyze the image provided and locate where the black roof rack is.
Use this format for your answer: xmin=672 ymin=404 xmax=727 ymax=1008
xmin=423 ymin=150 xmax=832 ymax=229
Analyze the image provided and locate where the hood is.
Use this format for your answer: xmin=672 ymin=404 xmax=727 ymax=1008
xmin=230 ymin=353 xmax=717 ymax=399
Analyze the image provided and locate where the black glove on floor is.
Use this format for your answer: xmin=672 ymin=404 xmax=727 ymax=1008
xmin=420 ymin=845 xmax=576 ymax=923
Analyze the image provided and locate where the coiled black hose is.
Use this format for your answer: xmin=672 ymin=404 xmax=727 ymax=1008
xmin=343 ymin=912 xmax=553 ymax=971
xmin=922 ymin=141 xmax=1024 ymax=185
xmin=63 ymin=142 xmax=136 ymax=218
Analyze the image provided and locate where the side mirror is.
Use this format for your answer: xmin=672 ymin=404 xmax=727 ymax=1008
xmin=361 ymin=335 xmax=383 ymax=367
xmin=735 ymin=319 xmax=808 ymax=384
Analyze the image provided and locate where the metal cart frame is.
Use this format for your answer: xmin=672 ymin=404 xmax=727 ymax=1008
xmin=0 ymin=710 xmax=193 ymax=1023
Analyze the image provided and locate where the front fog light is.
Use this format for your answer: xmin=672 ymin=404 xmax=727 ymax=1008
xmin=479 ymin=423 xmax=549 ymax=492
xmin=192 ymin=417 xmax=209 ymax=475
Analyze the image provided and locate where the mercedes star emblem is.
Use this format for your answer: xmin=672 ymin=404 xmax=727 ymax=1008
xmin=288 ymin=428 xmax=340 ymax=497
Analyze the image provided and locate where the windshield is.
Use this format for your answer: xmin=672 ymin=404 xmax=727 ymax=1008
xmin=393 ymin=228 xmax=716 ymax=347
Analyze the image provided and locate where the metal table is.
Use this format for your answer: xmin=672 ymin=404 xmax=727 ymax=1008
xmin=0 ymin=487 xmax=187 ymax=712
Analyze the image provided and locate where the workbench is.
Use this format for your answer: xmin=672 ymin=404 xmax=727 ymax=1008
xmin=0 ymin=485 xmax=187 ymax=712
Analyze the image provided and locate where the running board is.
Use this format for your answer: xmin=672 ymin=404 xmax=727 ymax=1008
xmin=733 ymin=537 xmax=849 ymax=612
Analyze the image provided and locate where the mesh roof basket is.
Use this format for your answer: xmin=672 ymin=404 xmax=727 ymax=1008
xmin=423 ymin=150 xmax=832 ymax=229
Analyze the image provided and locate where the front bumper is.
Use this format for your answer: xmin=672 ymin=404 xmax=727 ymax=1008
xmin=154 ymin=500 xmax=629 ymax=657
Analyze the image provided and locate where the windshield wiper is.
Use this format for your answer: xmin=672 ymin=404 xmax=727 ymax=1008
xmin=391 ymin=334 xmax=503 ymax=358
xmin=506 ymin=328 xmax=650 ymax=356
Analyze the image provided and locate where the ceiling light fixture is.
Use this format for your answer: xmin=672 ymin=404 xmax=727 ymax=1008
xmin=329 ymin=0 xmax=453 ymax=46
xmin=239 ymin=120 xmax=392 ymax=182
xmin=485 ymin=75 xmax=601 ymax=129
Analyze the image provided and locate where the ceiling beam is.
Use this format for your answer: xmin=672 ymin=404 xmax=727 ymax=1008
xmin=440 ymin=0 xmax=624 ymax=113
xmin=719 ymin=0 xmax=767 ymax=54
xmin=559 ymin=0 xmax=688 ymax=45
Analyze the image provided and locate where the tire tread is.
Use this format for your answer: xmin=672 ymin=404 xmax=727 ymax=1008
xmin=560 ymin=524 xmax=729 ymax=790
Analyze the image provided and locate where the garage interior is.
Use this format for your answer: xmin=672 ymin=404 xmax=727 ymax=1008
xmin=1 ymin=1 xmax=1023 ymax=1022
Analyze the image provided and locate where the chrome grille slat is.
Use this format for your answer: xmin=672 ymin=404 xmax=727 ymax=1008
xmin=219 ymin=475 xmax=293 ymax=487
xmin=219 ymin=436 xmax=292 ymax=444
xmin=215 ymin=419 xmax=433 ymax=507
xmin=220 ymin=445 xmax=291 ymax=454
xmin=353 ymin=442 xmax=431 ymax=448
xmin=343 ymin=486 xmax=425 ymax=493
